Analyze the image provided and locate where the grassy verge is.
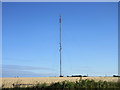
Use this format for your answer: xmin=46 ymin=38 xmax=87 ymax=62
xmin=2 ymin=79 xmax=120 ymax=90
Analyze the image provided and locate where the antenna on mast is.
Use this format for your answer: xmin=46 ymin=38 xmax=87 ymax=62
xmin=59 ymin=15 xmax=63 ymax=77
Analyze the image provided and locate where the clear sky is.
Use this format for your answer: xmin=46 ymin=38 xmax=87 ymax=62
xmin=2 ymin=2 xmax=118 ymax=77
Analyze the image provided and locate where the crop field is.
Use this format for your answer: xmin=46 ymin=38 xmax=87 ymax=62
xmin=1 ymin=77 xmax=119 ymax=89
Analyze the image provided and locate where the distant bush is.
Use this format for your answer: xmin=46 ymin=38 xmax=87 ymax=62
xmin=59 ymin=75 xmax=64 ymax=77
xmin=113 ymin=75 xmax=120 ymax=77
xmin=82 ymin=75 xmax=88 ymax=77
xmin=68 ymin=75 xmax=88 ymax=77
xmin=71 ymin=75 xmax=82 ymax=77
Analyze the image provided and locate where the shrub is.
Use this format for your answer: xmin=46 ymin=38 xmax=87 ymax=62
xmin=2 ymin=79 xmax=120 ymax=89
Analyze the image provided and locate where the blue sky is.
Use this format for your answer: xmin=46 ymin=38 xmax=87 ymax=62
xmin=2 ymin=2 xmax=118 ymax=77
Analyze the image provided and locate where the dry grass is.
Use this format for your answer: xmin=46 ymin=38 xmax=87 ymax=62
xmin=1 ymin=77 xmax=118 ymax=88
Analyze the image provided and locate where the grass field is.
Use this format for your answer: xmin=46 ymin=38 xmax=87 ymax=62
xmin=1 ymin=77 xmax=119 ymax=88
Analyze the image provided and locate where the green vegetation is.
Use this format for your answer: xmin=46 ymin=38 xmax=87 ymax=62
xmin=2 ymin=79 xmax=120 ymax=90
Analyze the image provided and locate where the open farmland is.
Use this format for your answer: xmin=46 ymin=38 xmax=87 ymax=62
xmin=1 ymin=77 xmax=119 ymax=88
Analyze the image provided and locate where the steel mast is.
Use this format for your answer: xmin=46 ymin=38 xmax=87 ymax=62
xmin=59 ymin=15 xmax=62 ymax=77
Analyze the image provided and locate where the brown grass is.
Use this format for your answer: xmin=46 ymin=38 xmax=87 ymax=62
xmin=1 ymin=77 xmax=118 ymax=88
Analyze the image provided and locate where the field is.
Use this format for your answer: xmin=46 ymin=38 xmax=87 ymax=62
xmin=1 ymin=77 xmax=119 ymax=89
